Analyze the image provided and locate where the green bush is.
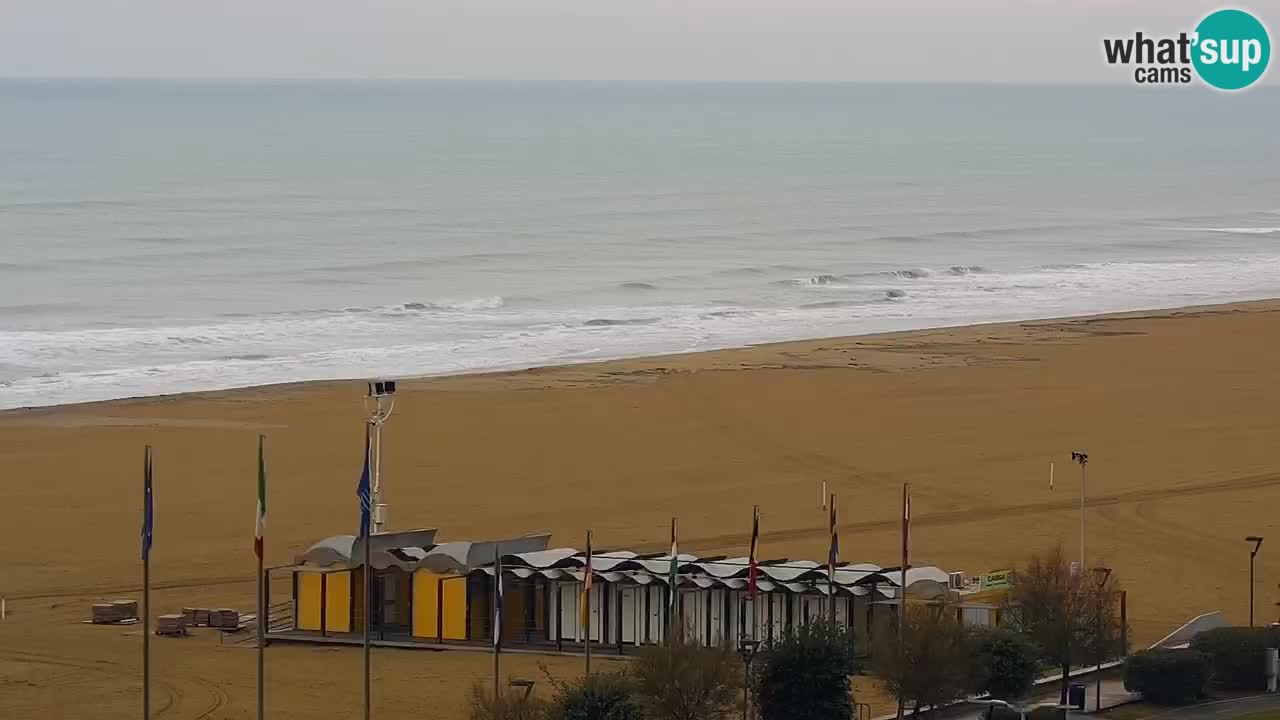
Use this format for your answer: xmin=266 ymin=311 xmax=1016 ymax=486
xmin=968 ymin=627 xmax=1041 ymax=701
xmin=1190 ymin=626 xmax=1280 ymax=690
xmin=631 ymin=635 xmax=740 ymax=720
xmin=1122 ymin=649 xmax=1211 ymax=705
xmin=756 ymin=619 xmax=856 ymax=720
xmin=554 ymin=671 xmax=644 ymax=720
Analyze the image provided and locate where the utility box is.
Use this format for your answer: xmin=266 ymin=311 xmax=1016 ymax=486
xmin=1068 ymin=683 xmax=1086 ymax=710
xmin=1266 ymin=648 xmax=1278 ymax=693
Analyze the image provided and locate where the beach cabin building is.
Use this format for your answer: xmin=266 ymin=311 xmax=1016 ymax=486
xmin=273 ymin=528 xmax=980 ymax=655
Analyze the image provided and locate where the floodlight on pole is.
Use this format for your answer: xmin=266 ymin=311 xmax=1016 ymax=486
xmin=1247 ymin=536 xmax=1264 ymax=626
xmin=1071 ymin=451 xmax=1088 ymax=571
xmin=365 ymin=380 xmax=398 ymax=535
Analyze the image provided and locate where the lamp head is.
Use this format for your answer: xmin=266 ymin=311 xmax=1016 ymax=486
xmin=1091 ymin=566 xmax=1112 ymax=587
xmin=1248 ymin=536 xmax=1264 ymax=554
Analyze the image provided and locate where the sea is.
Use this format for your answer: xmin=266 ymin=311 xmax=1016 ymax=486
xmin=2 ymin=80 xmax=1279 ymax=410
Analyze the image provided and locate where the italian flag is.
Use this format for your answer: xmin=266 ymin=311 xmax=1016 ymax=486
xmin=255 ymin=435 xmax=266 ymax=560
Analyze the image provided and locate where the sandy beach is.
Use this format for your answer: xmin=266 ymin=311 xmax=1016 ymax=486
xmin=4 ymin=299 xmax=1280 ymax=718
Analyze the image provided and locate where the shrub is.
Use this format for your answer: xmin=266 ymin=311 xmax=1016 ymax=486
xmin=756 ymin=619 xmax=856 ymax=720
xmin=1191 ymin=626 xmax=1280 ymax=690
xmin=631 ymin=635 xmax=740 ymax=720
xmin=968 ymin=627 xmax=1041 ymax=701
xmin=467 ymin=680 xmax=555 ymax=720
xmin=1122 ymin=649 xmax=1211 ymax=705
xmin=553 ymin=671 xmax=644 ymax=720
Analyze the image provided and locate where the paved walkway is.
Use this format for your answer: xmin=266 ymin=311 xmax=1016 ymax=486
xmin=1128 ymin=694 xmax=1280 ymax=720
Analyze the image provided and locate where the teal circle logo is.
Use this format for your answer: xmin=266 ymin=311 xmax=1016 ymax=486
xmin=1192 ymin=9 xmax=1271 ymax=90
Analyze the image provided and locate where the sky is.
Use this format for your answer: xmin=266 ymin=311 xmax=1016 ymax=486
xmin=1 ymin=1 xmax=1277 ymax=83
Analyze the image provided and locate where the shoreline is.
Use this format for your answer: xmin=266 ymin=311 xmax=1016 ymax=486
xmin=6 ymin=297 xmax=1278 ymax=415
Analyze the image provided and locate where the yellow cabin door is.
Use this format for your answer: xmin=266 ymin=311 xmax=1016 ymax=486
xmin=441 ymin=576 xmax=468 ymax=640
xmin=325 ymin=571 xmax=352 ymax=633
xmin=412 ymin=571 xmax=441 ymax=639
xmin=296 ymin=573 xmax=323 ymax=631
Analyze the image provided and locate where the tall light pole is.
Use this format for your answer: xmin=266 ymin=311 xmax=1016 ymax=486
xmin=1071 ymin=452 xmax=1088 ymax=570
xmin=1091 ymin=567 xmax=1112 ymax=713
xmin=365 ymin=380 xmax=397 ymax=534
xmin=1247 ymin=536 xmax=1264 ymax=626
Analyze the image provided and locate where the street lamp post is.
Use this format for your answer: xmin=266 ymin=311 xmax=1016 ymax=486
xmin=509 ymin=679 xmax=535 ymax=702
xmin=1091 ymin=567 xmax=1112 ymax=712
xmin=738 ymin=638 xmax=760 ymax=720
xmin=365 ymin=380 xmax=397 ymax=535
xmin=1248 ymin=536 xmax=1265 ymax=626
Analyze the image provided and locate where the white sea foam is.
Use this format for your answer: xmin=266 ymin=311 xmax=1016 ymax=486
xmin=1179 ymin=227 xmax=1280 ymax=235
xmin=5 ymin=255 xmax=1280 ymax=409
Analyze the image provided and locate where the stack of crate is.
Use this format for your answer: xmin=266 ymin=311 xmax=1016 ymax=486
xmin=91 ymin=599 xmax=138 ymax=623
xmin=181 ymin=607 xmax=212 ymax=627
xmin=209 ymin=608 xmax=240 ymax=629
xmin=155 ymin=614 xmax=187 ymax=636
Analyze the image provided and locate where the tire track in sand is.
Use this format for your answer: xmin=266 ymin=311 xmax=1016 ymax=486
xmin=653 ymin=469 xmax=1280 ymax=552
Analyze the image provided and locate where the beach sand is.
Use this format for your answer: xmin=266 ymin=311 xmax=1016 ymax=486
xmin=4 ymin=299 xmax=1280 ymax=718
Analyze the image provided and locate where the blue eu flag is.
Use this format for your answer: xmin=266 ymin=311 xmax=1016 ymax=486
xmin=141 ymin=446 xmax=153 ymax=560
xmin=356 ymin=425 xmax=372 ymax=538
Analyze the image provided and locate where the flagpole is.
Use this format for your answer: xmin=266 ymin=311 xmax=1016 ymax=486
xmin=749 ymin=505 xmax=760 ymax=643
xmin=256 ymin=435 xmax=266 ymax=720
xmin=143 ymin=446 xmax=152 ymax=720
xmin=668 ymin=517 xmax=678 ymax=645
xmin=362 ymin=423 xmax=372 ymax=720
xmin=584 ymin=529 xmax=593 ymax=677
xmin=896 ymin=483 xmax=909 ymax=720
xmin=493 ymin=544 xmax=501 ymax=701
xmin=828 ymin=494 xmax=837 ymax=623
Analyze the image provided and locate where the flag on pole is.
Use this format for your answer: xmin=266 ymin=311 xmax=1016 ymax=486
xmin=903 ymin=485 xmax=911 ymax=549
xmin=255 ymin=435 xmax=266 ymax=560
xmin=142 ymin=447 xmax=153 ymax=560
xmin=356 ymin=424 xmax=372 ymax=538
xmin=493 ymin=549 xmax=503 ymax=648
xmin=580 ymin=531 xmax=593 ymax=633
xmin=828 ymin=494 xmax=839 ymax=570
xmin=747 ymin=505 xmax=760 ymax=598
xmin=667 ymin=517 xmax=679 ymax=608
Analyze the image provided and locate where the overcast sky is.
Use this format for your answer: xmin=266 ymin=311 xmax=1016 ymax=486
xmin=1 ymin=1 xmax=1275 ymax=83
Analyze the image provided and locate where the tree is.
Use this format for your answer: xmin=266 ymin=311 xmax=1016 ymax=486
xmin=755 ymin=618 xmax=856 ymax=720
xmin=968 ymin=627 xmax=1040 ymax=701
xmin=1004 ymin=546 xmax=1123 ymax=705
xmin=870 ymin=604 xmax=972 ymax=716
xmin=631 ymin=634 xmax=740 ymax=720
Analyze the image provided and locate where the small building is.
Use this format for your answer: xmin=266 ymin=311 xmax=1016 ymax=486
xmin=270 ymin=528 xmax=990 ymax=655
